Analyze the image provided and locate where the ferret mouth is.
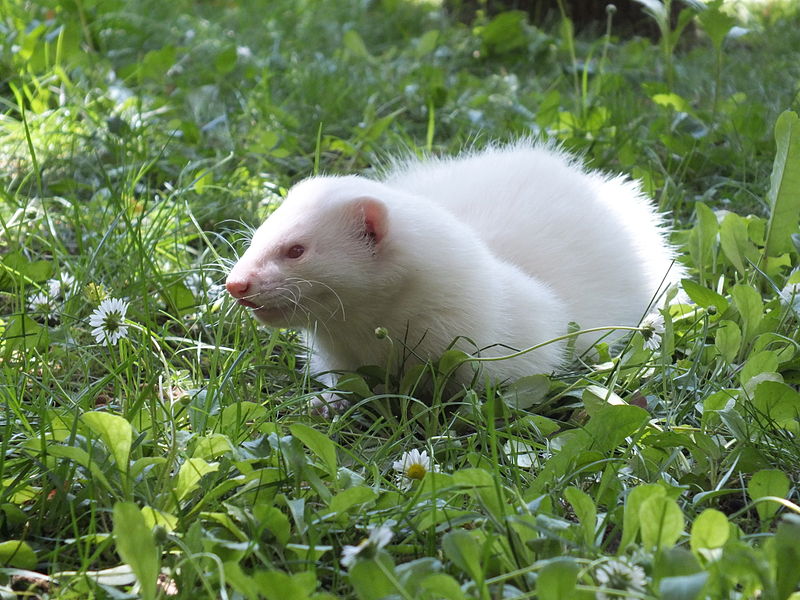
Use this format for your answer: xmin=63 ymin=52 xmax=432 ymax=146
xmin=237 ymin=299 xmax=289 ymax=323
xmin=252 ymin=304 xmax=297 ymax=325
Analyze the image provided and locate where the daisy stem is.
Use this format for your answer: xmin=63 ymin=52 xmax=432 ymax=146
xmin=467 ymin=325 xmax=645 ymax=364
xmin=374 ymin=556 xmax=415 ymax=600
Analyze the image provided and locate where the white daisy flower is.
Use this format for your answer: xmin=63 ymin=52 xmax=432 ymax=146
xmin=392 ymin=449 xmax=436 ymax=489
xmin=594 ymin=557 xmax=648 ymax=600
xmin=503 ymin=440 xmax=552 ymax=468
xmin=89 ymin=297 xmax=130 ymax=345
xmin=639 ymin=312 xmax=665 ymax=351
xmin=185 ymin=274 xmax=225 ymax=307
xmin=61 ymin=273 xmax=77 ymax=298
xmin=28 ymin=291 xmax=54 ymax=315
xmin=207 ymin=284 xmax=225 ymax=302
xmin=48 ymin=273 xmax=77 ymax=300
xmin=184 ymin=273 xmax=209 ymax=296
xmin=340 ymin=525 xmax=393 ymax=569
xmin=47 ymin=279 xmax=61 ymax=298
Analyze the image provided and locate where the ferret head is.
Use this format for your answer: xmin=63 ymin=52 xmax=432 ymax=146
xmin=225 ymin=176 xmax=398 ymax=327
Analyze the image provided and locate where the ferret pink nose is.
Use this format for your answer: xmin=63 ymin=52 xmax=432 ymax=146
xmin=225 ymin=277 xmax=251 ymax=298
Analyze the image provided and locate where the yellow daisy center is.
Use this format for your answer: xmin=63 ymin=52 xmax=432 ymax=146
xmin=406 ymin=463 xmax=427 ymax=480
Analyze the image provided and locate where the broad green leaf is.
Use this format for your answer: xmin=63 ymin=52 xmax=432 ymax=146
xmin=453 ymin=468 xmax=505 ymax=519
xmin=192 ymin=434 xmax=234 ymax=460
xmin=701 ymin=390 xmax=736 ymax=428
xmin=162 ymin=281 xmax=196 ymax=316
xmin=654 ymin=546 xmax=702 ymax=579
xmin=697 ymin=0 xmax=737 ymax=50
xmin=715 ymin=320 xmax=741 ymax=363
xmin=415 ymin=30 xmax=439 ymax=58
xmin=395 ymin=557 xmax=444 ymax=594
xmin=740 ymin=350 xmax=778 ymax=385
xmin=752 ymin=332 xmax=797 ymax=363
xmin=348 ymin=554 xmax=397 ymax=600
xmin=479 ymin=10 xmax=528 ymax=55
xmin=2 ymin=315 xmax=46 ymax=356
xmin=338 ymin=466 xmax=366 ymax=489
xmin=81 ymin=411 xmax=132 ymax=474
xmin=621 ymin=484 xmax=666 ymax=550
xmin=652 ymin=92 xmax=693 ymax=114
xmin=536 ymin=557 xmax=580 ymax=600
xmin=287 ymin=545 xmax=333 ymax=564
xmin=275 ymin=434 xmax=332 ymax=502
xmin=253 ymin=505 xmax=291 ymax=546
xmin=686 ymin=202 xmax=718 ymax=283
xmin=526 ymin=429 xmax=591 ymax=497
xmin=633 ymin=0 xmax=667 ymax=25
xmin=747 ymin=469 xmax=790 ymax=522
xmin=775 ymin=516 xmax=800 ymax=599
xmin=214 ymin=45 xmax=237 ymax=74
xmin=419 ymin=573 xmax=466 ymax=600
xmin=752 ymin=380 xmax=800 ymax=432
xmin=564 ymin=487 xmax=596 ymax=547
xmin=0 ymin=251 xmax=52 ymax=289
xmin=690 ymin=509 xmax=729 ymax=553
xmin=585 ymin=405 xmax=649 ymax=454
xmin=764 ymin=111 xmax=800 ymax=257
xmin=681 ymin=279 xmax=728 ymax=314
xmin=138 ymin=45 xmax=177 ymax=80
xmin=46 ymin=443 xmax=95 ymax=470
xmin=130 ymin=457 xmax=167 ymax=480
xmin=113 ymin=502 xmax=159 ymax=600
xmin=0 ymin=540 xmax=37 ymax=569
xmin=659 ymin=572 xmax=709 ymax=600
xmin=141 ymin=506 xmax=178 ymax=532
xmin=640 ymin=495 xmax=684 ymax=550
xmin=290 ymin=423 xmax=337 ymax=476
xmin=224 ymin=560 xmax=261 ymax=600
xmin=437 ymin=349 xmax=471 ymax=378
xmin=418 ymin=471 xmax=454 ymax=497
xmin=328 ymin=486 xmax=378 ymax=516
xmin=582 ymin=384 xmax=626 ymax=415
xmin=217 ymin=402 xmax=268 ymax=439
xmin=731 ymin=283 xmax=763 ymax=346
xmin=254 ymin=569 xmax=317 ymax=600
xmin=719 ymin=212 xmax=758 ymax=275
xmin=335 ymin=373 xmax=373 ymax=399
xmin=175 ymin=457 xmax=219 ymax=502
xmin=46 ymin=444 xmax=114 ymax=491
xmin=343 ymin=30 xmax=370 ymax=58
xmin=502 ymin=374 xmax=550 ymax=409
xmin=442 ymin=529 xmax=483 ymax=581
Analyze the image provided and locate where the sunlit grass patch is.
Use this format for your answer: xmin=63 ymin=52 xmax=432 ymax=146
xmin=1 ymin=0 xmax=799 ymax=598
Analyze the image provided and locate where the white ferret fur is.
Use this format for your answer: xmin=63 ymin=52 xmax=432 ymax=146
xmin=226 ymin=141 xmax=683 ymax=412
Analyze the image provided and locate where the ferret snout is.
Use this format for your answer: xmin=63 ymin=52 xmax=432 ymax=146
xmin=225 ymin=273 xmax=260 ymax=309
xmin=225 ymin=276 xmax=250 ymax=298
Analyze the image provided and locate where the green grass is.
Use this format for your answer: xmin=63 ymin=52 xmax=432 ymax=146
xmin=1 ymin=0 xmax=800 ymax=598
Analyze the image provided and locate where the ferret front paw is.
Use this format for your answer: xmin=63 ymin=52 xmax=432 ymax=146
xmin=309 ymin=392 xmax=350 ymax=418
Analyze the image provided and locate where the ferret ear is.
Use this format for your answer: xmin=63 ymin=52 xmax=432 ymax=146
xmin=353 ymin=197 xmax=388 ymax=246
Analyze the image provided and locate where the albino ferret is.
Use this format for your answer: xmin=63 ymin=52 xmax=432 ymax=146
xmin=226 ymin=141 xmax=683 ymax=413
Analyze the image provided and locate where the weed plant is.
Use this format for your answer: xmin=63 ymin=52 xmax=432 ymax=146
xmin=1 ymin=0 xmax=800 ymax=598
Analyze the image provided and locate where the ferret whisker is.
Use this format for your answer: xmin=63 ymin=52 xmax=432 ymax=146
xmin=280 ymin=277 xmax=340 ymax=322
xmin=240 ymin=291 xmax=263 ymax=302
xmin=208 ymin=259 xmax=236 ymax=273
xmin=285 ymin=277 xmax=346 ymax=320
xmin=274 ymin=285 xmax=311 ymax=324
xmin=300 ymin=294 xmax=344 ymax=324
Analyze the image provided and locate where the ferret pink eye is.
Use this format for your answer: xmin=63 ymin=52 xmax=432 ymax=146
xmin=286 ymin=244 xmax=305 ymax=259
